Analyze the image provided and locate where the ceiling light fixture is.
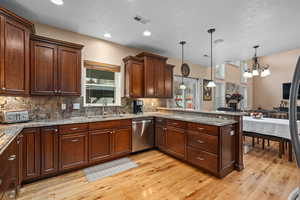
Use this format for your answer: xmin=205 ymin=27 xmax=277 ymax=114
xmin=143 ymin=30 xmax=151 ymax=37
xmin=104 ymin=33 xmax=112 ymax=38
xmin=207 ymin=28 xmax=216 ymax=88
xmin=243 ymin=45 xmax=271 ymax=78
xmin=51 ymin=0 xmax=64 ymax=5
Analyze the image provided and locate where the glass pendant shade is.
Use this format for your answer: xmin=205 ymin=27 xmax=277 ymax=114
xmin=261 ymin=68 xmax=271 ymax=77
xmin=207 ymin=80 xmax=216 ymax=88
xmin=243 ymin=70 xmax=253 ymax=78
xmin=179 ymin=83 xmax=186 ymax=90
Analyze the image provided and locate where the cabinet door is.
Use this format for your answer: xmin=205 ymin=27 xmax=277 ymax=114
xmin=89 ymin=130 xmax=112 ymax=163
xmin=59 ymin=132 xmax=88 ymax=171
xmin=165 ymin=127 xmax=186 ymax=159
xmin=1 ymin=18 xmax=30 ymax=95
xmin=127 ymin=60 xmax=144 ymax=98
xmin=164 ymin=64 xmax=174 ymax=98
xmin=57 ymin=46 xmax=81 ymax=96
xmin=155 ymin=125 xmax=166 ymax=150
xmin=31 ymin=41 xmax=58 ymax=95
xmin=22 ymin=128 xmax=41 ymax=181
xmin=143 ymin=57 xmax=155 ymax=97
xmin=113 ymin=127 xmax=131 ymax=155
xmin=221 ymin=126 xmax=235 ymax=169
xmin=41 ymin=127 xmax=59 ymax=176
xmin=154 ymin=59 xmax=165 ymax=97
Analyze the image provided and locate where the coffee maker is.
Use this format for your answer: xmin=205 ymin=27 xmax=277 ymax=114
xmin=132 ymin=100 xmax=143 ymax=114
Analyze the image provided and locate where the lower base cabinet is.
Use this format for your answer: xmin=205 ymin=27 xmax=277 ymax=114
xmin=165 ymin=126 xmax=186 ymax=159
xmin=113 ymin=127 xmax=131 ymax=155
xmin=59 ymin=132 xmax=88 ymax=171
xmin=41 ymin=127 xmax=59 ymax=176
xmin=89 ymin=130 xmax=113 ymax=163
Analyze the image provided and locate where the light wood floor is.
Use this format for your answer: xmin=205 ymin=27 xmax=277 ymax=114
xmin=18 ymin=140 xmax=300 ymax=200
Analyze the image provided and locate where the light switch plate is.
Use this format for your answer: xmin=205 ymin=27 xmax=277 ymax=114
xmin=61 ymin=104 xmax=66 ymax=110
xmin=73 ymin=103 xmax=80 ymax=110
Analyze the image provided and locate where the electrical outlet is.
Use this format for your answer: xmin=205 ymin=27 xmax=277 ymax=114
xmin=61 ymin=104 xmax=66 ymax=110
xmin=73 ymin=103 xmax=80 ymax=110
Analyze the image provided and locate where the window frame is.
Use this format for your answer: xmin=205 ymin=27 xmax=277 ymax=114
xmin=215 ymin=64 xmax=225 ymax=80
xmin=82 ymin=62 xmax=121 ymax=107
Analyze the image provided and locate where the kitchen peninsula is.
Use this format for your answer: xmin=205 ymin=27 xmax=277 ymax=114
xmin=0 ymin=109 xmax=242 ymax=197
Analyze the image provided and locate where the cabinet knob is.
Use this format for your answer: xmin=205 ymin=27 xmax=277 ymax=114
xmin=8 ymin=155 xmax=16 ymax=161
xmin=230 ymin=130 xmax=235 ymax=136
xmin=196 ymin=157 xmax=205 ymax=161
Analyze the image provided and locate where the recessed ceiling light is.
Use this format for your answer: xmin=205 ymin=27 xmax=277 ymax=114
xmin=143 ymin=30 xmax=151 ymax=37
xmin=104 ymin=33 xmax=112 ymax=38
xmin=51 ymin=0 xmax=64 ymax=5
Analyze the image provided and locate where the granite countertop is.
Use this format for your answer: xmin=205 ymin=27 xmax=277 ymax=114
xmin=157 ymin=107 xmax=247 ymax=116
xmin=0 ymin=112 xmax=237 ymax=155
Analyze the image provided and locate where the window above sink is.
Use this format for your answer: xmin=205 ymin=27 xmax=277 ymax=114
xmin=83 ymin=61 xmax=121 ymax=107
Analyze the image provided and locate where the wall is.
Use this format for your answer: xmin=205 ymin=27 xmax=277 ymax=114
xmin=252 ymin=48 xmax=300 ymax=109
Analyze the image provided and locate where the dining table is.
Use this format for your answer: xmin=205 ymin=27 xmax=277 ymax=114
xmin=243 ymin=116 xmax=299 ymax=161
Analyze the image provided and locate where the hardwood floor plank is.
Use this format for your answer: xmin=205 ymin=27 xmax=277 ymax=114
xmin=18 ymin=140 xmax=300 ymax=200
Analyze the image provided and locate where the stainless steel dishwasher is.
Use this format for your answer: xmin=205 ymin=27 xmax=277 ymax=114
xmin=132 ymin=118 xmax=154 ymax=152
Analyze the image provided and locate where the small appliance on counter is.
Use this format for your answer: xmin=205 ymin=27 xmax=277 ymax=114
xmin=0 ymin=110 xmax=30 ymax=124
xmin=132 ymin=100 xmax=143 ymax=114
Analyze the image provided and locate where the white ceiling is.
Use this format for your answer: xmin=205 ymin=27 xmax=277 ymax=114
xmin=2 ymin=0 xmax=300 ymax=66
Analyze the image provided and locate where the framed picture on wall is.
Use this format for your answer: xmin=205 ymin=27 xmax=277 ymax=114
xmin=203 ymin=79 xmax=212 ymax=101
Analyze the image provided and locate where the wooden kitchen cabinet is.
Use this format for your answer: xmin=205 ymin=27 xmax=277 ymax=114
xmin=0 ymin=136 xmax=19 ymax=200
xmin=89 ymin=129 xmax=112 ymax=163
xmin=30 ymin=35 xmax=83 ymax=96
xmin=59 ymin=132 xmax=88 ymax=171
xmin=57 ymin=46 xmax=81 ymax=95
xmin=165 ymin=126 xmax=186 ymax=159
xmin=123 ymin=56 xmax=144 ymax=98
xmin=123 ymin=52 xmax=174 ymax=98
xmin=155 ymin=118 xmax=166 ymax=150
xmin=113 ymin=127 xmax=131 ymax=155
xmin=40 ymin=127 xmax=59 ymax=176
xmin=164 ymin=64 xmax=174 ymax=98
xmin=0 ymin=8 xmax=34 ymax=96
xmin=22 ymin=128 xmax=41 ymax=181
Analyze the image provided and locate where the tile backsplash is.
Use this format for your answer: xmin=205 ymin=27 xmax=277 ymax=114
xmin=0 ymin=96 xmax=166 ymax=121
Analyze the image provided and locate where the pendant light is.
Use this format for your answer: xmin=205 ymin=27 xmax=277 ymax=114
xmin=207 ymin=28 xmax=216 ymax=88
xmin=243 ymin=45 xmax=271 ymax=78
xmin=179 ymin=41 xmax=187 ymax=90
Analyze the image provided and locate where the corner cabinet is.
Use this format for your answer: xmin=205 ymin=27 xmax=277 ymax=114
xmin=123 ymin=52 xmax=174 ymax=98
xmin=0 ymin=8 xmax=34 ymax=95
xmin=30 ymin=35 xmax=83 ymax=96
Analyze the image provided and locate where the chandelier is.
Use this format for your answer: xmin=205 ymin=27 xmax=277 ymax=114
xmin=243 ymin=45 xmax=271 ymax=78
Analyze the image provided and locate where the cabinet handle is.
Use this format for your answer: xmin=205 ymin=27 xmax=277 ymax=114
xmin=197 ymin=140 xmax=204 ymax=144
xmin=230 ymin=130 xmax=235 ymax=136
xmin=44 ymin=128 xmax=58 ymax=132
xmin=172 ymin=123 xmax=178 ymax=126
xmin=8 ymin=155 xmax=16 ymax=161
xmin=71 ymin=139 xmax=79 ymax=142
xmin=197 ymin=127 xmax=204 ymax=131
xmin=70 ymin=128 xmax=79 ymax=131
xmin=196 ymin=157 xmax=205 ymax=161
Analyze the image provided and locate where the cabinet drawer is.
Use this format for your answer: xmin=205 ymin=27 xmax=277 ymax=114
xmin=59 ymin=123 xmax=88 ymax=134
xmin=187 ymin=147 xmax=218 ymax=174
xmin=188 ymin=123 xmax=218 ymax=136
xmin=187 ymin=132 xmax=218 ymax=154
xmin=167 ymin=119 xmax=187 ymax=129
xmin=89 ymin=119 xmax=131 ymax=131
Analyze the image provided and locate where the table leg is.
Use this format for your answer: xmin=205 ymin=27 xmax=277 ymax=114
xmin=262 ymin=139 xmax=265 ymax=150
xmin=267 ymin=139 xmax=270 ymax=146
xmin=288 ymin=140 xmax=293 ymax=162
xmin=279 ymin=141 xmax=283 ymax=158
xmin=252 ymin=136 xmax=255 ymax=147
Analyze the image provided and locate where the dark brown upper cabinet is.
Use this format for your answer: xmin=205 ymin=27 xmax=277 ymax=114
xmin=0 ymin=8 xmax=34 ymax=95
xmin=30 ymin=35 xmax=83 ymax=96
xmin=123 ymin=56 xmax=144 ymax=98
xmin=123 ymin=52 xmax=174 ymax=98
